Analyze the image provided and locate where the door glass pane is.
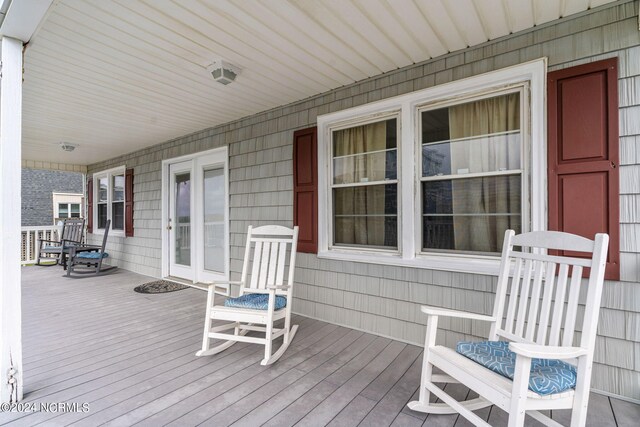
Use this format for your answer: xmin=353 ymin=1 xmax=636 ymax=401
xmin=203 ymin=168 xmax=225 ymax=273
xmin=175 ymin=173 xmax=191 ymax=266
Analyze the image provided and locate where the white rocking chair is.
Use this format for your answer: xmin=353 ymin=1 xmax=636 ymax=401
xmin=408 ymin=230 xmax=609 ymax=427
xmin=196 ymin=225 xmax=299 ymax=366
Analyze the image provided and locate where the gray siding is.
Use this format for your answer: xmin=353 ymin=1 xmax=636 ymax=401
xmin=21 ymin=168 xmax=84 ymax=226
xmin=88 ymin=0 xmax=640 ymax=400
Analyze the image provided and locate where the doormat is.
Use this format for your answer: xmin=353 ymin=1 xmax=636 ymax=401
xmin=134 ymin=280 xmax=190 ymax=294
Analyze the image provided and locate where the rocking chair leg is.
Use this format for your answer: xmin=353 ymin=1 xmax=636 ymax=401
xmin=408 ymin=315 xmax=439 ymax=412
xmin=508 ymin=356 xmax=532 ymax=427
xmin=196 ymin=323 xmax=249 ymax=357
xmin=261 ymin=324 xmax=298 ymax=366
xmin=263 ymin=321 xmax=274 ymax=363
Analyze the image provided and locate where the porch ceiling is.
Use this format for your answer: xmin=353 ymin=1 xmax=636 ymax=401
xmin=21 ymin=0 xmax=617 ymax=166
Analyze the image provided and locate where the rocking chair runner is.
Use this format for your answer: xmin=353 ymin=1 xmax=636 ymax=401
xmin=197 ymin=225 xmax=299 ymax=366
xmin=408 ymin=230 xmax=609 ymax=427
xmin=66 ymin=219 xmax=117 ymax=277
xmin=36 ymin=218 xmax=85 ymax=267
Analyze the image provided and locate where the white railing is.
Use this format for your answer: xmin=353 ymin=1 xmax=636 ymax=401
xmin=21 ymin=225 xmax=60 ymax=265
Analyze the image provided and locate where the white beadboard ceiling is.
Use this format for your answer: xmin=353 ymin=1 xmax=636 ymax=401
xmin=21 ymin=0 xmax=617 ymax=166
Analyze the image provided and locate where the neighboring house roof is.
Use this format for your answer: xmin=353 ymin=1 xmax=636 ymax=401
xmin=21 ymin=168 xmax=83 ymax=226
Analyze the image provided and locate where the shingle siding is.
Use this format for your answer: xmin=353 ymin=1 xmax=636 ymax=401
xmin=21 ymin=168 xmax=84 ymax=226
xmin=87 ymin=0 xmax=640 ymax=401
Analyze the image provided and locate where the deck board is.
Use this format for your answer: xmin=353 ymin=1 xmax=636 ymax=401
xmin=3 ymin=266 xmax=636 ymax=426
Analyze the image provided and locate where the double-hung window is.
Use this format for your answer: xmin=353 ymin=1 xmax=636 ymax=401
xmin=94 ymin=166 xmax=126 ymax=234
xmin=58 ymin=203 xmax=81 ymax=219
xmin=331 ymin=117 xmax=399 ymax=251
xmin=420 ymin=89 xmax=524 ymax=254
xmin=317 ymin=59 xmax=545 ymax=274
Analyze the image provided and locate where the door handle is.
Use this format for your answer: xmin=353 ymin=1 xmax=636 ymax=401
xmin=166 ymin=225 xmax=172 ymax=230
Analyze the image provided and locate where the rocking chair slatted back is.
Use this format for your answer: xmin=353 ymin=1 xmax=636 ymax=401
xmin=241 ymin=225 xmax=298 ymax=296
xmin=61 ymin=218 xmax=85 ymax=245
xmin=489 ymin=230 xmax=609 ymax=358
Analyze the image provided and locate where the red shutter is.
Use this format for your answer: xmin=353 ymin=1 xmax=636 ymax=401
xmin=548 ymin=58 xmax=620 ymax=280
xmin=125 ymin=168 xmax=134 ymax=237
xmin=86 ymin=177 xmax=93 ymax=233
xmin=293 ymin=127 xmax=318 ymax=253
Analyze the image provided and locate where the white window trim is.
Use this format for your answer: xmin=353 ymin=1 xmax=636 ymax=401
xmin=317 ymin=58 xmax=547 ymax=276
xmin=92 ymin=165 xmax=126 ymax=237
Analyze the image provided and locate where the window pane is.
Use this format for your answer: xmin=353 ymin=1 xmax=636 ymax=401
xmin=333 ymin=119 xmax=397 ymax=185
xmin=334 ymin=149 xmax=397 ymax=185
xmin=97 ymin=204 xmax=107 ymax=229
xmin=422 ymin=92 xmax=521 ymax=177
xmin=422 ymin=175 xmax=521 ymax=253
xmin=333 ymin=118 xmax=396 ymax=156
xmin=422 ymin=93 xmax=520 ymax=143
xmin=203 ymin=168 xmax=225 ymax=273
xmin=98 ymin=177 xmax=108 ymax=202
xmin=175 ymin=173 xmax=191 ymax=267
xmin=333 ymin=184 xmax=397 ymax=248
xmin=70 ymin=204 xmax=81 ymax=218
xmin=422 ymin=133 xmax=521 ymax=177
xmin=58 ymin=203 xmax=69 ymax=218
xmin=112 ymin=202 xmax=124 ymax=230
xmin=113 ymin=174 xmax=125 ymax=201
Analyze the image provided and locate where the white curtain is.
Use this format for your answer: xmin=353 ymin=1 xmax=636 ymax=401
xmin=333 ymin=122 xmax=389 ymax=246
xmin=448 ymin=93 xmax=520 ymax=252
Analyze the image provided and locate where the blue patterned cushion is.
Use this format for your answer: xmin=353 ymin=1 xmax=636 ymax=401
xmin=224 ymin=293 xmax=287 ymax=310
xmin=456 ymin=341 xmax=577 ymax=395
xmin=76 ymin=251 xmax=109 ymax=259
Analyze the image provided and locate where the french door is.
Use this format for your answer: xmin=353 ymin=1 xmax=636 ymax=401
xmin=165 ymin=148 xmax=228 ymax=283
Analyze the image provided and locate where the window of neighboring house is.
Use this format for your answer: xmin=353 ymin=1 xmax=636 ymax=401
xmin=317 ymin=59 xmax=545 ymax=274
xmin=331 ymin=117 xmax=399 ymax=251
xmin=52 ymin=193 xmax=83 ymax=223
xmin=94 ymin=166 xmax=126 ymax=233
xmin=58 ymin=203 xmax=81 ymax=218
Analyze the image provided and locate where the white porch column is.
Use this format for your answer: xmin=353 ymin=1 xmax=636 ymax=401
xmin=0 ymin=36 xmax=24 ymax=403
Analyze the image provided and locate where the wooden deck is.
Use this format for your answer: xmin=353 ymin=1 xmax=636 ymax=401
xmin=1 ymin=267 xmax=637 ymax=427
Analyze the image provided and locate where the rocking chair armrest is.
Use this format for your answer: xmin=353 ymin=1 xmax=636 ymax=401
xmin=38 ymin=239 xmax=60 ymax=245
xmin=420 ymin=305 xmax=496 ymax=322
xmin=509 ymin=343 xmax=588 ymax=360
xmin=267 ymin=284 xmax=290 ymax=291
xmin=204 ymin=281 xmax=243 ymax=297
xmin=69 ymin=245 xmax=101 ymax=254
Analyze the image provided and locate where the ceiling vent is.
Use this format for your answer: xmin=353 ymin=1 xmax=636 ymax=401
xmin=207 ymin=60 xmax=240 ymax=85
